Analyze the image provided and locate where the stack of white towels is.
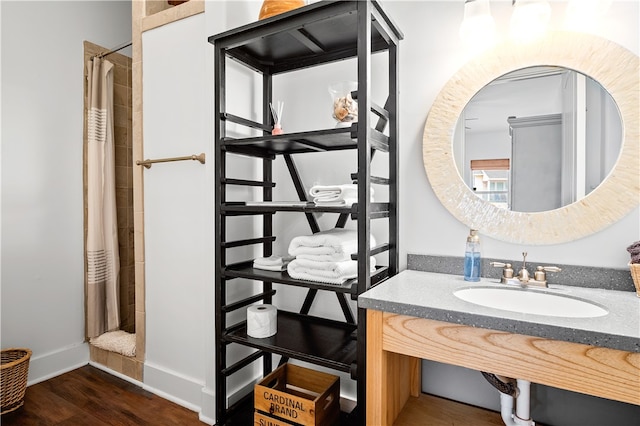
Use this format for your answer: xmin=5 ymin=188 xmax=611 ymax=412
xmin=286 ymin=228 xmax=376 ymax=285
xmin=309 ymin=184 xmax=373 ymax=206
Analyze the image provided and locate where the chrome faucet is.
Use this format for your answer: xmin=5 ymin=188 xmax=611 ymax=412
xmin=490 ymin=252 xmax=561 ymax=288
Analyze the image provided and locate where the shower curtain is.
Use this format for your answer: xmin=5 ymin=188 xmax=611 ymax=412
xmin=86 ymin=57 xmax=120 ymax=338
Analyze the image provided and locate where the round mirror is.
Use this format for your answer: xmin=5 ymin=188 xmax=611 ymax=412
xmin=455 ymin=66 xmax=622 ymax=212
xmin=423 ymin=32 xmax=639 ymax=244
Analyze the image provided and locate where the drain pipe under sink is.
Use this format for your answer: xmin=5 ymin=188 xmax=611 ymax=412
xmin=482 ymin=372 xmax=536 ymax=426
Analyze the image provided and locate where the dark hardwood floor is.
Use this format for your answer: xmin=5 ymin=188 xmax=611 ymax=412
xmin=2 ymin=364 xmax=517 ymax=425
xmin=1 ymin=365 xmax=204 ymax=425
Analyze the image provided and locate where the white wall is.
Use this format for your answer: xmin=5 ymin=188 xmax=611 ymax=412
xmin=387 ymin=0 xmax=639 ymax=269
xmin=0 ymin=0 xmax=132 ymax=384
xmin=141 ymin=13 xmax=215 ymax=424
xmin=137 ymin=3 xmax=267 ymax=422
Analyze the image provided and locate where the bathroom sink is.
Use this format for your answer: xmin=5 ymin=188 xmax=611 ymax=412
xmin=454 ymin=286 xmax=608 ymax=318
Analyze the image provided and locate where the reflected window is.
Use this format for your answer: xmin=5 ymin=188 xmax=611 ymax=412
xmin=470 ymin=158 xmax=509 ymax=209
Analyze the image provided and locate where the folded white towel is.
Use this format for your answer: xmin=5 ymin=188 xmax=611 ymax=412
xmin=253 ymin=255 xmax=294 ymax=267
xmin=253 ymin=255 xmax=293 ymax=271
xmin=288 ymin=228 xmax=376 ymax=260
xmin=309 ymin=184 xmax=355 ymax=200
xmin=254 ymin=263 xmax=289 ymax=272
xmin=314 ymin=198 xmax=358 ymax=207
xmin=296 ymin=252 xmax=353 ymax=262
xmin=309 ymin=184 xmax=374 ymax=206
xmin=286 ymin=257 xmax=376 ymax=285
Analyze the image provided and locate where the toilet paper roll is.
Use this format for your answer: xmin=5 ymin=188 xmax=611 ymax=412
xmin=247 ymin=304 xmax=277 ymax=338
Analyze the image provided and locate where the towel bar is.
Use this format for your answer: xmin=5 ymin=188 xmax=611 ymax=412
xmin=136 ymin=153 xmax=205 ymax=169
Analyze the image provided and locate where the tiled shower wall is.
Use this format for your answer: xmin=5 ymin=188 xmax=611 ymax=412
xmin=83 ymin=41 xmax=135 ymax=335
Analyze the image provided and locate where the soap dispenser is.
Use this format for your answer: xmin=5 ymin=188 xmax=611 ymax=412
xmin=464 ymin=229 xmax=481 ymax=282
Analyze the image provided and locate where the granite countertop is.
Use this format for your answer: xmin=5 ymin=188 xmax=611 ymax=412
xmin=359 ymin=270 xmax=640 ymax=353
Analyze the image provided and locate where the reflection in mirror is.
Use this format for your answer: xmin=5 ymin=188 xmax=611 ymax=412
xmin=454 ymin=66 xmax=622 ymax=212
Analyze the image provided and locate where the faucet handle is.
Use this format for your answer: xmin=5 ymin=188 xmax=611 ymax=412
xmin=533 ymin=266 xmax=561 ymax=283
xmin=490 ymin=262 xmax=514 ymax=279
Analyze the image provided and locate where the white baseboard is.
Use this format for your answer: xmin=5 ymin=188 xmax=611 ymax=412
xmin=88 ymin=361 xmax=143 ymax=386
xmin=26 ymin=342 xmax=89 ymax=386
xmin=199 ymin=385 xmax=216 ymax=425
xmin=228 ymin=378 xmax=258 ymax=407
xmin=90 ymin=361 xmax=214 ymax=425
xmin=196 ymin=374 xmax=257 ymax=425
xmin=142 ymin=361 xmax=205 ymax=413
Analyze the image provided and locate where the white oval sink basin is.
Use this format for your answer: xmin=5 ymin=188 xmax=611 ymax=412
xmin=454 ymin=286 xmax=608 ymax=318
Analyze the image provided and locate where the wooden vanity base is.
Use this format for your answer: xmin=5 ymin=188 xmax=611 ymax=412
xmin=366 ymin=310 xmax=640 ymax=425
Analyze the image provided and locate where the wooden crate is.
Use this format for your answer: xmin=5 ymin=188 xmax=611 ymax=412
xmin=254 ymin=363 xmax=340 ymax=426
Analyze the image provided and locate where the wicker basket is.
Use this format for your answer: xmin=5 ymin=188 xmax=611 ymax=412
xmin=1 ymin=348 xmax=32 ymax=415
xmin=630 ymin=263 xmax=640 ymax=297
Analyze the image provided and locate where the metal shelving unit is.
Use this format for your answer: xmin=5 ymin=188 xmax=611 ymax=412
xmin=208 ymin=1 xmax=402 ymax=424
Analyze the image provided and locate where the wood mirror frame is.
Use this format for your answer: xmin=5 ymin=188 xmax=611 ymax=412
xmin=423 ymin=31 xmax=639 ymax=245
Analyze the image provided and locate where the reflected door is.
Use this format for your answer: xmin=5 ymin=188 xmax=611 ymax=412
xmin=509 ymin=114 xmax=562 ymax=212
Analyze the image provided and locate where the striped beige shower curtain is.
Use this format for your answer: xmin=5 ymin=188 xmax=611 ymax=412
xmin=86 ymin=57 xmax=120 ymax=338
